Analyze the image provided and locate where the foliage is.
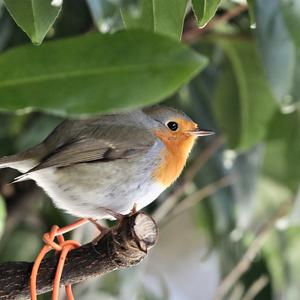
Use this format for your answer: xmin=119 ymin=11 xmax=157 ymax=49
xmin=192 ymin=0 xmax=221 ymax=27
xmin=0 ymin=30 xmax=206 ymax=114
xmin=0 ymin=0 xmax=299 ymax=300
xmin=3 ymin=0 xmax=61 ymax=44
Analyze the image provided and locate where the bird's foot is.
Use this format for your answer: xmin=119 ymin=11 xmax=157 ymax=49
xmin=90 ymin=204 xmax=138 ymax=245
xmin=30 ymin=218 xmax=89 ymax=300
xmin=103 ymin=203 xmax=138 ymax=222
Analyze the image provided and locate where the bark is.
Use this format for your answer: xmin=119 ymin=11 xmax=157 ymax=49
xmin=0 ymin=212 xmax=158 ymax=299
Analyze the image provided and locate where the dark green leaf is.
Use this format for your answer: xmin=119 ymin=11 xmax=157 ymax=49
xmin=192 ymin=0 xmax=221 ymax=28
xmin=121 ymin=0 xmax=188 ymax=40
xmin=263 ymin=108 xmax=300 ymax=191
xmin=213 ymin=38 xmax=277 ymax=150
xmin=3 ymin=0 xmax=61 ymax=45
xmin=0 ymin=30 xmax=208 ymax=115
xmin=254 ymin=0 xmax=300 ymax=106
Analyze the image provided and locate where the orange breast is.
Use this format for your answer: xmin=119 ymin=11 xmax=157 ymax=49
xmin=152 ymin=131 xmax=196 ymax=187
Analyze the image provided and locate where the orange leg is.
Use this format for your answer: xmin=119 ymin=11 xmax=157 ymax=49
xmin=30 ymin=218 xmax=89 ymax=300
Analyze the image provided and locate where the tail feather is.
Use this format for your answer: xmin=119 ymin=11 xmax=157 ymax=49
xmin=9 ymin=173 xmax=30 ymax=184
xmin=0 ymin=154 xmax=36 ymax=173
xmin=0 ymin=154 xmax=22 ymax=168
xmin=0 ymin=145 xmax=45 ymax=173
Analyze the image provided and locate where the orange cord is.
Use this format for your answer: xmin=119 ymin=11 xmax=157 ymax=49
xmin=30 ymin=218 xmax=89 ymax=300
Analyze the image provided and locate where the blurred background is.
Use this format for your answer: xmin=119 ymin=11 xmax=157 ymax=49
xmin=0 ymin=0 xmax=299 ymax=299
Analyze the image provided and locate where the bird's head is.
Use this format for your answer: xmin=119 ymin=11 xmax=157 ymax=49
xmin=143 ymin=105 xmax=214 ymax=144
xmin=144 ymin=105 xmax=214 ymax=187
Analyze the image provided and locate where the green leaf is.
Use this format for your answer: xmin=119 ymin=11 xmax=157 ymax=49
xmin=0 ymin=30 xmax=208 ymax=115
xmin=3 ymin=0 xmax=61 ymax=45
xmin=263 ymin=226 xmax=300 ymax=295
xmin=254 ymin=0 xmax=300 ymax=106
xmin=0 ymin=196 xmax=6 ymax=239
xmin=121 ymin=0 xmax=188 ymax=40
xmin=263 ymin=108 xmax=300 ymax=191
xmin=247 ymin=0 xmax=256 ymax=29
xmin=213 ymin=38 xmax=277 ymax=150
xmin=192 ymin=0 xmax=221 ymax=28
xmin=263 ymin=230 xmax=286 ymax=289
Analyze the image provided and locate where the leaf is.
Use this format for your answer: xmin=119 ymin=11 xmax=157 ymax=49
xmin=254 ymin=0 xmax=299 ymax=106
xmin=233 ymin=146 xmax=264 ymax=229
xmin=262 ymin=229 xmax=286 ymax=289
xmin=263 ymin=226 xmax=300 ymax=294
xmin=247 ymin=0 xmax=256 ymax=29
xmin=0 ymin=30 xmax=208 ymax=115
xmin=213 ymin=38 xmax=277 ymax=150
xmin=3 ymin=0 xmax=61 ymax=45
xmin=192 ymin=0 xmax=221 ymax=28
xmin=263 ymin=108 xmax=300 ymax=191
xmin=121 ymin=0 xmax=155 ymax=32
xmin=121 ymin=0 xmax=188 ymax=40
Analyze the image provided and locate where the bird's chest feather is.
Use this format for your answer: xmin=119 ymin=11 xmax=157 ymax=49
xmin=152 ymin=133 xmax=196 ymax=187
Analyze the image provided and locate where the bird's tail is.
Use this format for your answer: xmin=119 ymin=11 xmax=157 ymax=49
xmin=0 ymin=154 xmax=37 ymax=184
xmin=0 ymin=144 xmax=45 ymax=173
xmin=0 ymin=149 xmax=40 ymax=174
xmin=0 ymin=154 xmax=22 ymax=169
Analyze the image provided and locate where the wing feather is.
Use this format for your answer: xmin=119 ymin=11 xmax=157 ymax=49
xmin=26 ymin=120 xmax=155 ymax=174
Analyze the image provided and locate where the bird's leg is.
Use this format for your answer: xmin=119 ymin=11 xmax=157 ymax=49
xmin=88 ymin=218 xmax=110 ymax=245
xmin=30 ymin=218 xmax=89 ymax=300
xmin=90 ymin=204 xmax=138 ymax=245
xmin=102 ymin=204 xmax=138 ymax=222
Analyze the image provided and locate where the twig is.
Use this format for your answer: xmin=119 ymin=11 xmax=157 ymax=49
xmin=153 ymin=136 xmax=223 ymax=222
xmin=0 ymin=212 xmax=158 ymax=299
xmin=162 ymin=175 xmax=233 ymax=226
xmin=213 ymin=203 xmax=289 ymax=300
xmin=183 ymin=3 xmax=249 ymax=42
xmin=228 ymin=284 xmax=245 ymax=300
xmin=205 ymin=4 xmax=248 ymax=30
xmin=241 ymin=275 xmax=269 ymax=300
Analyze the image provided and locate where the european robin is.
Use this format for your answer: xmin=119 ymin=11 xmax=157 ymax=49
xmin=0 ymin=105 xmax=213 ymax=219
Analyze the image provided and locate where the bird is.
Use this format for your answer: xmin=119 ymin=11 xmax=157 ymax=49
xmin=0 ymin=105 xmax=214 ymax=220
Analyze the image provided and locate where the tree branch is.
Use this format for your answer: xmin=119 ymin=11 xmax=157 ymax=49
xmin=0 ymin=212 xmax=158 ymax=299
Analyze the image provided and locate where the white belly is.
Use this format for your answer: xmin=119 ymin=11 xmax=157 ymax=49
xmin=29 ymin=160 xmax=165 ymax=219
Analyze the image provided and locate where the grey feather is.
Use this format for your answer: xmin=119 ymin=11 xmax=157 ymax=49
xmin=24 ymin=117 xmax=156 ymax=174
xmin=0 ymin=105 xmax=189 ymax=175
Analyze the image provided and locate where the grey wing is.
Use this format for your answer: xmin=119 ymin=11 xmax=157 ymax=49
xmin=26 ymin=121 xmax=155 ymax=173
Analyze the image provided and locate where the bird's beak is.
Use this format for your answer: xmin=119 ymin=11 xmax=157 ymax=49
xmin=189 ymin=128 xmax=215 ymax=137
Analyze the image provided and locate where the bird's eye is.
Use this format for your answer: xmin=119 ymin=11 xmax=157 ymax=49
xmin=167 ymin=121 xmax=178 ymax=131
